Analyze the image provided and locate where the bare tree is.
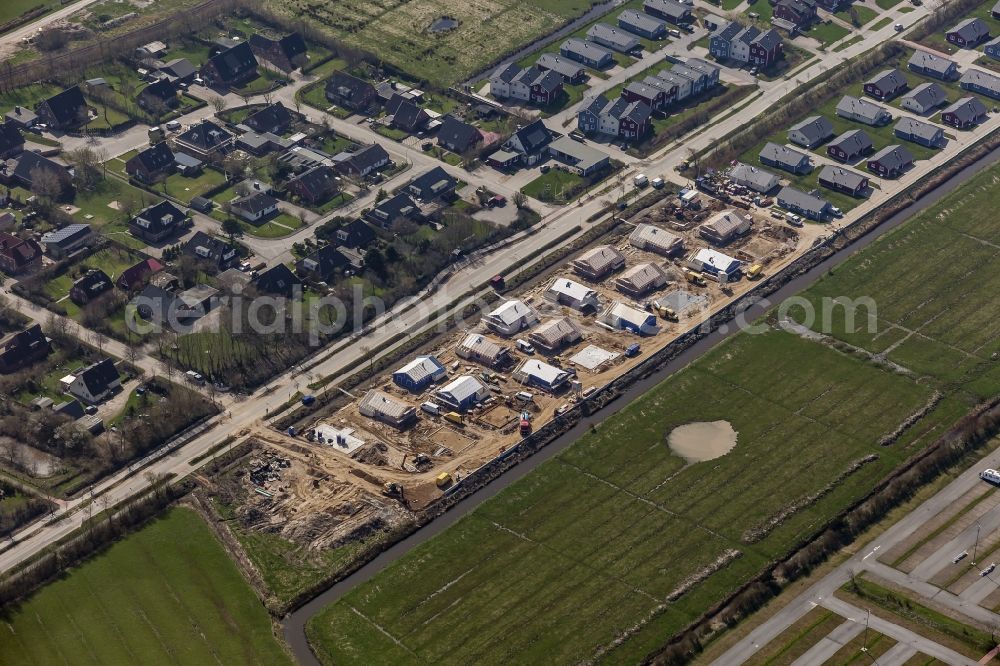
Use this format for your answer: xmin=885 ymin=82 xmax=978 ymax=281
xmin=209 ymin=95 xmax=228 ymax=114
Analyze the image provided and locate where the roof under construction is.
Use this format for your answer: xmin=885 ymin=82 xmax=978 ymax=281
xmin=616 ymin=262 xmax=667 ymax=295
xmin=629 ymin=223 xmax=683 ymax=256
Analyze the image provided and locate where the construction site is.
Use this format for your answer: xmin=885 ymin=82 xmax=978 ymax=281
xmin=217 ymin=186 xmax=831 ymax=553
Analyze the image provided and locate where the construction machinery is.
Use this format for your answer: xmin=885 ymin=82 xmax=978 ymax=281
xmin=647 ymin=300 xmax=678 ymax=321
xmin=684 ymin=269 xmax=707 ymax=287
xmin=436 ymin=472 xmax=453 ymax=488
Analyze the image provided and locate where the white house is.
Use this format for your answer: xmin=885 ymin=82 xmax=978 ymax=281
xmin=483 ymin=300 xmax=539 ymax=336
xmin=544 ymin=278 xmax=601 ymax=311
xmin=67 ymin=359 xmax=121 ymax=404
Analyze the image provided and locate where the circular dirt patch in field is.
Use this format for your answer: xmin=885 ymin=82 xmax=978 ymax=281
xmin=667 ymin=421 xmax=737 ymax=463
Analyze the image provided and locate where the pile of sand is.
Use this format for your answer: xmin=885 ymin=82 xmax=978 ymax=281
xmin=667 ymin=421 xmax=738 ymax=463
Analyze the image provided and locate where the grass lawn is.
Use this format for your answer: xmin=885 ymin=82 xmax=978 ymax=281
xmin=876 ymin=0 xmax=903 ymax=8
xmin=809 ymin=21 xmax=852 ymax=46
xmin=42 ymin=247 xmax=141 ymax=306
xmin=164 ymin=38 xmax=214 ymax=68
xmin=85 ymin=99 xmax=131 ymax=131
xmin=0 ymin=0 xmax=54 ymax=23
xmin=836 ymin=5 xmax=878 ymax=26
xmin=869 ymin=16 xmax=893 ymax=32
xmin=0 ymin=507 xmax=292 ymax=665
xmin=161 ymin=169 xmax=228 ymax=204
xmin=311 ymin=191 xmax=354 ymax=214
xmin=520 ymin=168 xmax=587 ymax=203
xmin=0 ymin=82 xmax=60 ymax=116
xmin=374 ymin=125 xmax=410 ymax=141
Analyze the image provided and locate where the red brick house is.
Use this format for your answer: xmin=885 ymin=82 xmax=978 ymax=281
xmin=0 ymin=232 xmax=42 ymax=274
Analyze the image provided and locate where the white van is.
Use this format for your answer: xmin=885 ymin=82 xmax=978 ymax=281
xmin=633 ymin=173 xmax=649 ymax=188
xmin=420 ymin=401 xmax=441 ymax=415
xmin=651 ymin=177 xmax=665 ymax=189
xmin=516 ymin=339 xmax=535 ymax=354
xmin=981 ymin=469 xmax=1000 ymax=485
xmin=515 ymin=391 xmax=534 ymax=403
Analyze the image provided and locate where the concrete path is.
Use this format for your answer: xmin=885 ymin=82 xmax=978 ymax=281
xmin=789 ymin=620 xmax=863 ymax=666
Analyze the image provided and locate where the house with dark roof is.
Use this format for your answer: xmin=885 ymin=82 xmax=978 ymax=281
xmin=295 ymin=244 xmax=352 ymax=282
xmin=560 ymin=38 xmax=614 ymax=68
xmin=248 ymin=32 xmax=307 ymax=72
xmin=985 ymin=36 xmax=1000 ymax=60
xmin=489 ymin=63 xmax=522 ymax=99
xmin=336 ymin=143 xmax=390 ymax=178
xmin=406 ymin=166 xmax=457 ymax=202
xmin=750 ymin=29 xmax=783 ymax=68
xmin=325 ymin=71 xmax=378 ymax=113
xmin=244 ymin=102 xmax=294 ymax=135
xmin=759 ymin=142 xmax=811 ymax=174
xmin=116 ymin=258 xmax=163 ymax=291
xmin=174 ymin=120 xmax=234 ymax=158
xmin=253 ymin=263 xmax=302 ymax=297
xmin=941 ymin=96 xmax=989 ymax=129
xmin=994 ymin=0 xmax=1000 ymax=19
xmin=386 ymin=95 xmax=430 ymax=133
xmin=334 ymin=219 xmax=377 ymax=248
xmin=129 ymin=200 xmax=186 ymax=243
xmin=900 ymin=82 xmax=947 ymax=115
xmin=138 ymin=79 xmax=178 ymax=113
xmin=623 ymin=81 xmax=667 ymax=111
xmin=230 ymin=192 xmax=279 ymax=224
xmin=437 ymin=115 xmax=482 ymax=154
xmin=946 ymin=18 xmax=990 ymax=48
xmin=369 ymin=193 xmax=424 ymax=230
xmin=960 ymin=68 xmax=1000 ymax=100
xmin=836 ymin=95 xmax=892 ymax=126
xmin=777 ymin=186 xmax=831 ymax=220
xmin=535 ymin=54 xmax=587 ymax=84
xmin=0 ymin=119 xmax=25 ymax=159
xmin=787 ymin=115 xmax=834 ymax=148
xmin=159 ymin=58 xmax=197 ymax=84
xmin=643 ymin=0 xmax=692 ymax=24
xmin=490 ymin=119 xmax=553 ymax=168
xmin=183 ymin=231 xmax=238 ymax=271
xmin=863 ymin=69 xmax=908 ymax=101
xmin=236 ymin=130 xmax=292 ymax=156
xmin=70 ymin=269 xmax=113 ymax=305
xmin=0 ymin=324 xmax=50 ymax=374
xmin=773 ymin=0 xmax=816 ymax=29
xmin=710 ymin=21 xmax=742 ymax=61
xmin=618 ymin=9 xmax=666 ymax=39
xmin=0 ymin=232 xmax=42 ymax=274
xmin=728 ymin=162 xmax=779 ymax=193
xmin=894 ymin=116 xmax=944 ymax=148
xmin=867 ymin=144 xmax=914 ymax=178
xmin=9 ymin=150 xmax=72 ymax=197
xmin=68 ymin=359 xmax=121 ymax=404
xmin=587 ymin=23 xmax=641 ymax=54
xmin=40 ymin=223 xmax=90 ymax=258
xmin=818 ymin=165 xmax=869 ymax=197
xmin=35 ymin=86 xmax=89 ymax=130
xmin=827 ymin=129 xmax=873 ymax=163
xmin=5 ymin=106 xmax=37 ymax=129
xmin=200 ymin=41 xmax=259 ymax=88
xmin=907 ymin=51 xmax=958 ymax=81
xmin=125 ymin=142 xmax=174 ymax=183
xmin=286 ymin=165 xmax=340 ymax=205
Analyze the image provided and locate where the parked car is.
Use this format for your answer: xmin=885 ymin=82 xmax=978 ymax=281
xmin=894 ymin=23 xmax=904 ymax=31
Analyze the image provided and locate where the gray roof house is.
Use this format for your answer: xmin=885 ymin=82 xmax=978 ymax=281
xmin=826 ymin=129 xmax=873 ymax=163
xmin=777 ymin=186 xmax=832 ymax=220
xmin=893 ymin=116 xmax=944 ymax=148
xmin=941 ymin=96 xmax=989 ymax=129
xmin=618 ymin=9 xmax=666 ymax=39
xmin=788 ymin=115 xmax=834 ymax=148
xmin=560 ymin=38 xmax=615 ymax=68
xmin=587 ymin=23 xmax=641 ymax=53
xmin=867 ymin=144 xmax=914 ymax=178
xmin=863 ymin=68 xmax=908 ymax=101
xmin=818 ymin=165 xmax=869 ymax=197
xmin=907 ymin=51 xmax=958 ymax=81
xmin=836 ymin=95 xmax=892 ymax=126
xmin=959 ymin=68 xmax=1000 ymax=100
xmin=535 ymin=53 xmax=587 ymax=83
xmin=729 ymin=162 xmax=780 ymax=193
xmin=759 ymin=142 xmax=811 ymax=174
xmin=946 ymin=17 xmax=991 ymax=48
xmin=899 ymin=82 xmax=947 ymax=115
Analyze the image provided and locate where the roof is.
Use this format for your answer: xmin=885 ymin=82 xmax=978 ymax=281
xmin=204 ymin=42 xmax=258 ymax=81
xmin=184 ymin=231 xmax=236 ymax=264
xmin=37 ymin=86 xmax=87 ymax=126
xmin=140 ymin=78 xmax=176 ymax=102
xmin=619 ymin=9 xmax=664 ymax=33
xmin=325 ymin=71 xmax=374 ymax=101
xmin=561 ymin=37 xmax=614 ymax=63
xmin=712 ymin=20 xmax=742 ymax=41
xmin=343 ymin=143 xmax=390 ymax=172
xmin=894 ymin=116 xmax=943 ymax=142
xmin=869 ymin=144 xmax=914 ymax=169
xmin=949 ymin=17 xmax=990 ymax=41
xmin=701 ymin=210 xmax=750 ymax=238
xmin=508 ymin=119 xmax=552 ymax=154
xmin=778 ymin=186 xmax=830 ymax=214
xmin=587 ymin=23 xmax=641 ymax=51
xmin=389 ymin=97 xmax=428 ymax=130
xmin=232 ymin=191 xmax=278 ymax=215
xmin=253 ymin=263 xmax=302 ymax=295
xmin=297 ymin=244 xmax=350 ymax=277
xmin=865 ymin=68 xmax=908 ymax=91
xmin=368 ymin=192 xmax=420 ymax=225
xmin=693 ymin=247 xmax=741 ymax=271
xmin=395 ymin=355 xmax=445 ymax=383
xmin=629 ymin=223 xmax=682 ymax=252
xmin=458 ymin=333 xmax=506 ymax=361
xmin=901 ymin=81 xmax=947 ymax=108
xmin=407 ymin=166 xmax=457 ymax=200
xmin=530 ymin=317 xmax=581 ymax=347
xmin=580 ymin=93 xmax=609 ymax=117
xmin=287 ymin=165 xmax=338 ymax=196
xmin=176 ymin=120 xmax=233 ymax=151
xmin=760 ymin=141 xmax=809 ymax=167
xmin=77 ymin=359 xmax=119 ymax=397
xmin=516 ymin=359 xmax=570 ymax=386
xmin=836 ymin=95 xmax=889 ymax=123
xmin=0 ymin=119 xmax=24 ymax=155
xmin=729 ymin=162 xmax=779 ymax=190
xmin=548 ymin=135 xmax=609 ymax=173
xmin=133 ymin=200 xmax=185 ymax=233
xmin=573 ymin=244 xmax=624 ymax=274
xmin=492 ymin=62 xmax=522 ymax=83
xmin=601 ymin=301 xmax=655 ymax=329
xmin=72 ymin=269 xmax=111 ymax=296
xmin=942 ymin=95 xmax=988 ymax=122
xmin=828 ymin=128 xmax=873 ymax=153
xmin=174 ymin=152 xmax=203 ymax=169
xmin=359 ymin=390 xmax=414 ymax=420
xmin=127 ymin=142 xmax=174 ymax=173
xmin=751 ymin=28 xmax=782 ymax=50
xmin=160 ymin=58 xmax=197 ymax=79
xmin=437 ymin=115 xmax=480 ymax=150
xmin=438 ymin=375 xmax=488 ymax=403
xmin=244 ymin=102 xmax=293 ymax=134
xmin=41 ymin=223 xmax=90 ymax=246
xmin=617 ymin=262 xmax=666 ymax=291
xmin=644 ymin=0 xmax=691 ymax=19
xmin=536 ymin=53 xmax=586 ymax=79
xmin=117 ymin=258 xmax=163 ymax=288
xmin=908 ymin=50 xmax=956 ymax=75
xmin=789 ymin=116 xmax=833 ymax=143
xmin=546 ymin=277 xmax=597 ymax=302
xmin=819 ymin=165 xmax=868 ymax=191
xmin=14 ymin=150 xmax=68 ymax=187
xmin=0 ymin=232 xmax=42 ymax=268
xmin=488 ymin=300 xmax=536 ymax=326
xmin=960 ymin=68 xmax=1000 ymax=95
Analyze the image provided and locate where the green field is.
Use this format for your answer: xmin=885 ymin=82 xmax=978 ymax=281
xmin=269 ymin=0 xmax=595 ymax=86
xmin=0 ymin=507 xmax=291 ymax=665
xmin=0 ymin=0 xmax=52 ymax=25
xmin=305 ymin=149 xmax=1000 ymax=665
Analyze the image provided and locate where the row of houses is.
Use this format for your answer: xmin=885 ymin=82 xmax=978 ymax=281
xmin=709 ymin=21 xmax=784 ymax=68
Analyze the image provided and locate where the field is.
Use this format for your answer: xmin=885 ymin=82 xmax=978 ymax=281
xmin=0 ymin=0 xmax=51 ymax=25
xmin=304 ymin=152 xmax=1000 ymax=664
xmin=268 ymin=0 xmax=594 ymax=86
xmin=0 ymin=507 xmax=292 ymax=665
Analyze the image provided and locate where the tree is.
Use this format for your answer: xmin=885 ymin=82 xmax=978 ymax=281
xmin=66 ymin=147 xmax=104 ymax=190
xmin=222 ymin=217 xmax=244 ymax=241
xmin=29 ymin=166 xmax=67 ymax=205
xmin=35 ymin=28 xmax=68 ymax=52
xmin=364 ymin=247 xmax=387 ymax=279
xmin=209 ymin=95 xmax=228 ymax=114
xmin=512 ymin=190 xmax=528 ymax=210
